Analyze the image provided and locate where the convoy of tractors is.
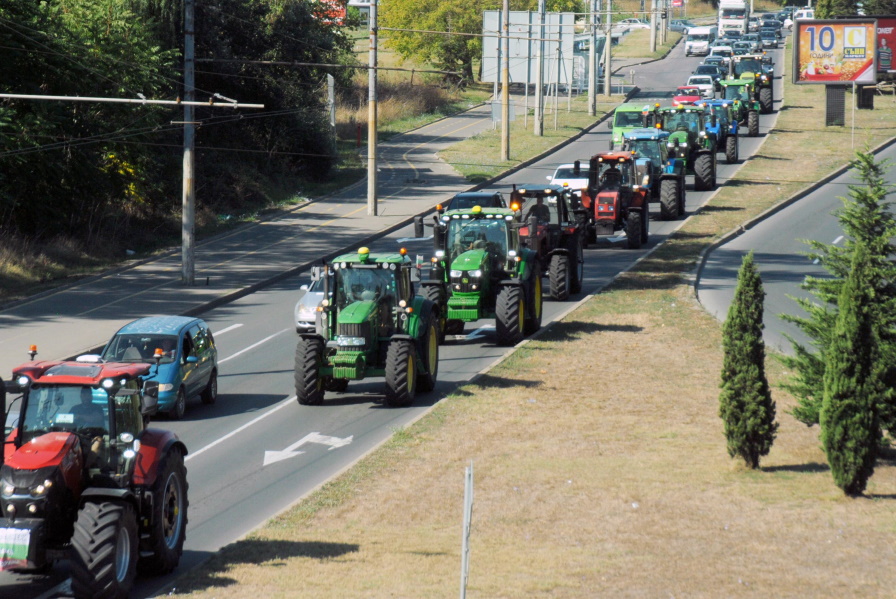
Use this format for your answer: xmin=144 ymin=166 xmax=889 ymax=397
xmin=0 ymin=37 xmax=775 ymax=599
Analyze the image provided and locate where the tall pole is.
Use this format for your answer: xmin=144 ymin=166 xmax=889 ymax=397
xmin=649 ymin=0 xmax=657 ymax=53
xmin=603 ymin=0 xmax=612 ymax=96
xmin=588 ymin=0 xmax=596 ymax=115
xmin=501 ymin=0 xmax=510 ymax=161
xmin=367 ymin=0 xmax=378 ymax=216
xmin=182 ymin=0 xmax=195 ymax=285
xmin=534 ymin=0 xmax=545 ymax=136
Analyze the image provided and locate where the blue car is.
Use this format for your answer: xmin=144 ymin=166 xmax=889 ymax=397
xmin=101 ymin=316 xmax=218 ymax=419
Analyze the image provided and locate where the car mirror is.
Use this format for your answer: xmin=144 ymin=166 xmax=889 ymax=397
xmin=546 ymin=175 xmax=552 ymax=181
xmin=186 ymin=356 xmax=199 ymax=364
xmin=310 ymin=266 xmax=322 ymax=282
xmin=300 ymin=284 xmax=309 ymax=291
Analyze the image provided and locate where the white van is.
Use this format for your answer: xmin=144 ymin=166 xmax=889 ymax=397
xmin=685 ymin=26 xmax=719 ymax=56
xmin=793 ymin=8 xmax=814 ymax=20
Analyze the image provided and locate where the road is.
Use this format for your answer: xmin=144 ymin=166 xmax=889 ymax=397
xmin=2 ymin=40 xmax=786 ymax=599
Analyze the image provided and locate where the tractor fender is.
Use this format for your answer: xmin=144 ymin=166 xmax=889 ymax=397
xmin=133 ymin=429 xmax=188 ymax=488
xmin=405 ymin=297 xmax=436 ymax=337
xmin=79 ymin=487 xmax=137 ymax=509
xmin=498 ymin=278 xmax=525 ymax=288
xmin=546 ymin=247 xmax=570 ymax=260
xmin=389 ymin=334 xmax=415 ymax=344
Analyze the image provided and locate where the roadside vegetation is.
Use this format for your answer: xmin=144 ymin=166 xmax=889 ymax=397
xmin=168 ymin=35 xmax=896 ymax=598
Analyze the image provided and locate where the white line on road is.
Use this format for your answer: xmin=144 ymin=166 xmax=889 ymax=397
xmin=833 ymin=235 xmax=844 ymax=245
xmin=219 ymin=328 xmax=289 ymax=364
xmin=185 ymin=396 xmax=296 ymax=462
xmin=215 ymin=323 xmax=244 ymax=335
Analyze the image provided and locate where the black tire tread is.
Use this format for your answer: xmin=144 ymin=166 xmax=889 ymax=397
xmin=548 ymin=253 xmax=570 ymax=300
xmin=659 ymin=179 xmax=679 ymax=220
xmin=626 ymin=211 xmax=643 ymax=249
xmin=138 ymin=447 xmax=188 ymax=575
xmin=748 ymin=110 xmax=759 ymax=137
xmin=71 ymin=502 xmax=138 ymax=599
xmin=385 ymin=339 xmax=416 ymax=407
xmin=295 ymin=337 xmax=324 ymax=405
xmin=496 ymin=285 xmax=524 ymax=346
xmin=725 ymin=135 xmax=738 ymax=164
xmin=694 ymin=153 xmax=714 ymax=191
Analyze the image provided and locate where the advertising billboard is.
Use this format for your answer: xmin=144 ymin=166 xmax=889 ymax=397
xmin=792 ymin=19 xmax=877 ymax=84
xmin=874 ymin=17 xmax=896 ymax=74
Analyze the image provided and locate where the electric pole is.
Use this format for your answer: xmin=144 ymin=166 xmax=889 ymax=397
xmin=368 ymin=0 xmax=378 ymax=216
xmin=182 ymin=0 xmax=195 ymax=285
xmin=501 ymin=0 xmax=510 ymax=161
xmin=534 ymin=0 xmax=545 ymax=136
xmin=588 ymin=0 xmax=596 ymax=116
xmin=603 ymin=0 xmax=612 ymax=96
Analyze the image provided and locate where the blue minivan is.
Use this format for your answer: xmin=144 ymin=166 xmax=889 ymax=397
xmin=101 ymin=316 xmax=218 ymax=419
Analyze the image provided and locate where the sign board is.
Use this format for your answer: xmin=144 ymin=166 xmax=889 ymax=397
xmin=874 ymin=17 xmax=896 ymax=74
xmin=481 ymin=11 xmax=576 ymax=84
xmin=792 ymin=19 xmax=877 ymax=84
xmin=672 ymin=0 xmax=683 ymax=6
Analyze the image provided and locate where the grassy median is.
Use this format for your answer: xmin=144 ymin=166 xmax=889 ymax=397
xmin=169 ymin=41 xmax=896 ymax=599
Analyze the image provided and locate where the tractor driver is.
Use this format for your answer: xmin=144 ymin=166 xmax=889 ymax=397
xmin=601 ymin=166 xmax=623 ymax=190
xmin=525 ymin=196 xmax=551 ymax=223
xmin=72 ymin=386 xmax=105 ymax=430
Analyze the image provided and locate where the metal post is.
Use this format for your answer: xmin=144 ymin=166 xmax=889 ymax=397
xmin=534 ymin=0 xmax=546 ymax=136
xmin=603 ymin=0 xmax=612 ymax=96
xmin=649 ymin=0 xmax=657 ymax=53
xmin=459 ymin=461 xmax=474 ymax=599
xmin=588 ymin=0 xmax=596 ymax=115
xmin=501 ymin=0 xmax=510 ymax=161
xmin=367 ymin=0 xmax=378 ymax=216
xmin=181 ymin=0 xmax=195 ymax=285
xmin=328 ymin=74 xmax=336 ymax=147
xmin=554 ymin=34 xmax=560 ymax=129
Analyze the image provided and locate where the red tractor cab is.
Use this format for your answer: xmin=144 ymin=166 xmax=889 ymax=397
xmin=580 ymin=152 xmax=651 ymax=249
xmin=0 ymin=349 xmax=188 ymax=598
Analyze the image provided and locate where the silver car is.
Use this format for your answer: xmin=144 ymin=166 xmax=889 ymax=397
xmin=294 ymin=276 xmax=331 ymax=332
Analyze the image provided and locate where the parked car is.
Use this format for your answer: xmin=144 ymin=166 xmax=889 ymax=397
xmin=101 ymin=315 xmax=218 ymax=419
xmin=547 ymin=163 xmax=589 ymax=196
xmin=441 ymin=191 xmax=506 ymax=212
xmin=619 ymin=18 xmax=651 ymax=30
xmin=669 ymin=19 xmax=696 ymax=33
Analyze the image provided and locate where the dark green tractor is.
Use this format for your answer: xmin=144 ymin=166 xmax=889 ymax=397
xmin=294 ymin=247 xmax=440 ymax=408
xmin=730 ymin=54 xmax=774 ymax=114
xmin=719 ymin=78 xmax=761 ymax=137
xmin=655 ymin=105 xmax=718 ymax=192
xmin=414 ymin=205 xmax=543 ymax=346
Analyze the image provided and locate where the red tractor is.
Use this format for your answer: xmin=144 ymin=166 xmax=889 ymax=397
xmin=580 ymin=152 xmax=651 ymax=249
xmin=0 ymin=347 xmax=188 ymax=599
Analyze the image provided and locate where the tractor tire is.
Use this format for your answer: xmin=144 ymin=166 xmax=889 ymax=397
xmin=496 ymin=285 xmax=525 ymax=346
xmin=625 ymin=211 xmax=643 ymax=249
xmin=295 ymin=337 xmax=324 ymax=405
xmin=384 ymin=339 xmax=416 ymax=407
xmin=748 ymin=110 xmax=759 ymax=137
xmin=422 ymin=286 xmax=446 ymax=343
xmin=200 ymin=369 xmax=217 ymax=405
xmin=694 ymin=153 xmax=714 ymax=191
xmin=524 ymin=271 xmax=543 ymax=336
xmin=548 ymin=253 xmax=571 ymax=301
xmin=416 ymin=315 xmax=440 ymax=393
xmin=759 ymin=86 xmax=773 ymax=114
xmin=169 ymin=387 xmax=186 ymax=421
xmin=138 ymin=447 xmax=188 ymax=576
xmin=570 ymin=235 xmax=584 ymax=294
xmin=71 ymin=501 xmax=138 ymax=599
xmin=678 ymin=180 xmax=687 ymax=216
xmin=659 ymin=178 xmax=680 ymax=220
xmin=641 ymin=206 xmax=650 ymax=244
xmin=725 ymin=135 xmax=739 ymax=164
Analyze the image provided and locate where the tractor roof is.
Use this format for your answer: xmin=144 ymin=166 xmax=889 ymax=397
xmin=623 ymin=128 xmax=671 ymax=141
xmin=331 ymin=247 xmax=411 ymax=265
xmin=658 ymin=104 xmax=706 ymax=114
xmin=614 ymin=102 xmax=653 ymax=113
xmin=13 ymin=359 xmax=151 ymax=386
xmin=442 ymin=206 xmax=516 ymax=218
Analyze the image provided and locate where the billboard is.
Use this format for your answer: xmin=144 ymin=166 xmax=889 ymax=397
xmin=481 ymin=11 xmax=577 ymax=85
xmin=874 ymin=17 xmax=895 ymax=74
xmin=792 ymin=19 xmax=877 ymax=84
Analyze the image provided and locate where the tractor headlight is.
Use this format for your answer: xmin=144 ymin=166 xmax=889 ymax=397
xmin=1 ymin=482 xmax=13 ymax=498
xmin=469 ymin=270 xmax=482 ymax=278
xmin=29 ymin=479 xmax=53 ymax=498
xmin=336 ymin=336 xmax=366 ymax=347
xmin=450 ymin=270 xmax=462 ymax=278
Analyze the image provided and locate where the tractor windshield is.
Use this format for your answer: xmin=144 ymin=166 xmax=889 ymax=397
xmin=625 ymin=140 xmax=662 ymax=166
xmin=723 ymin=85 xmax=749 ymax=101
xmin=103 ymin=334 xmax=179 ymax=364
xmin=20 ymin=384 xmax=109 ymax=443
xmin=446 ymin=217 xmax=510 ymax=263
xmin=595 ymin=162 xmax=632 ymax=188
xmin=614 ymin=111 xmax=644 ymax=127
xmin=663 ymin=111 xmax=700 ymax=134
xmin=334 ymin=266 xmax=397 ymax=310
xmin=734 ymin=59 xmax=762 ymax=77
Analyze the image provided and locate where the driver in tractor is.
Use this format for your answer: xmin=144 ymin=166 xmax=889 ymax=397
xmin=71 ymin=386 xmax=105 ymax=468
xmin=525 ymin=196 xmax=551 ymax=223
xmin=601 ymin=166 xmax=624 ymax=190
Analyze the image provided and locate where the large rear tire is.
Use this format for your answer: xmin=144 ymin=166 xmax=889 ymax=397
xmin=416 ymin=316 xmax=439 ymax=393
xmin=625 ymin=211 xmax=643 ymax=249
xmin=422 ymin=285 xmax=446 ymax=343
xmin=748 ymin=110 xmax=759 ymax=137
xmin=71 ymin=502 xmax=138 ymax=599
xmin=200 ymin=369 xmax=217 ymax=405
xmin=524 ymin=272 xmax=543 ymax=336
xmin=725 ymin=135 xmax=739 ymax=164
xmin=759 ymin=86 xmax=772 ymax=114
xmin=548 ymin=253 xmax=570 ymax=300
xmin=295 ymin=337 xmax=324 ymax=405
xmin=385 ymin=339 xmax=416 ymax=407
xmin=138 ymin=447 xmax=188 ymax=576
xmin=496 ymin=285 xmax=525 ymax=346
xmin=694 ymin=153 xmax=714 ymax=191
xmin=659 ymin=178 xmax=680 ymax=220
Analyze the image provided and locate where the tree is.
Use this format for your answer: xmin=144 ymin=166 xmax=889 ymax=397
xmin=815 ymin=0 xmax=859 ymax=18
xmin=719 ymin=252 xmax=778 ymax=469
xmin=820 ymin=245 xmax=882 ymax=496
xmin=781 ymin=151 xmax=896 ymax=431
xmin=863 ymin=0 xmax=896 ymax=14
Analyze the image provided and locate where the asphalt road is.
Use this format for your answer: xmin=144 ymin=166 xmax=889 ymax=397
xmin=2 ymin=40 xmax=787 ymax=599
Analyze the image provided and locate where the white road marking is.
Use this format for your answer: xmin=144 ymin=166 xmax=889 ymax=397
xmin=185 ymin=397 xmax=295 ymax=462
xmin=463 ymin=326 xmax=493 ymax=341
xmin=263 ymin=432 xmax=354 ymax=467
xmin=219 ymin=328 xmax=289 ymax=364
xmin=813 ymin=236 xmax=845 ymax=264
xmin=215 ymin=323 xmax=244 ymax=335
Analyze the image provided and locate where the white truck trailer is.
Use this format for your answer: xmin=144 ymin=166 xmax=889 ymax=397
xmin=718 ymin=0 xmax=749 ymax=35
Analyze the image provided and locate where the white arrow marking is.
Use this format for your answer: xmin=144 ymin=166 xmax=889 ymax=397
xmin=463 ymin=326 xmax=493 ymax=341
xmin=263 ymin=431 xmax=354 ymax=467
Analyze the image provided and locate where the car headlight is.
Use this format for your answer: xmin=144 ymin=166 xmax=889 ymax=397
xmin=336 ymin=336 xmax=366 ymax=347
xmin=158 ymin=383 xmax=175 ymax=392
xmin=297 ymin=309 xmax=315 ymax=321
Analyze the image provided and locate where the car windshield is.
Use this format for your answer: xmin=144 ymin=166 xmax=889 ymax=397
xmin=103 ymin=334 xmax=179 ymax=364
xmin=723 ymin=85 xmax=749 ymax=101
xmin=446 ymin=217 xmax=510 ymax=262
xmin=689 ymin=77 xmax=712 ymax=86
xmin=334 ymin=266 xmax=398 ymax=309
xmin=20 ymin=384 xmax=109 ymax=443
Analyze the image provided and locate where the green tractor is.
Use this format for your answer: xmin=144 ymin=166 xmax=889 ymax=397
xmin=719 ymin=77 xmax=761 ymax=137
xmin=654 ymin=105 xmax=718 ymax=191
xmin=294 ymin=247 xmax=440 ymax=408
xmin=414 ymin=205 xmax=543 ymax=346
xmin=730 ymin=54 xmax=774 ymax=114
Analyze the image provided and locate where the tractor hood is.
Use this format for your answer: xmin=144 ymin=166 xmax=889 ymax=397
xmin=451 ymin=249 xmax=488 ymax=271
xmin=5 ymin=432 xmax=79 ymax=470
xmin=337 ymin=300 xmax=377 ymax=325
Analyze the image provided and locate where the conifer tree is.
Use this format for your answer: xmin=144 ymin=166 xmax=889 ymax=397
xmin=821 ymin=245 xmax=882 ymax=496
xmin=816 ymin=0 xmax=859 ymax=18
xmin=720 ymin=252 xmax=778 ymax=469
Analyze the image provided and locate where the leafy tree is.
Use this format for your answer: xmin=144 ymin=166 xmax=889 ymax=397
xmin=719 ymin=252 xmax=778 ymax=469
xmin=815 ymin=0 xmax=859 ymax=18
xmin=781 ymin=151 xmax=896 ymax=431
xmin=820 ymin=245 xmax=882 ymax=496
xmin=863 ymin=0 xmax=896 ymax=14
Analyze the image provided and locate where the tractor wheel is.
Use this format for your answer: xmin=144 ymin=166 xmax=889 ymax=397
xmin=625 ymin=211 xmax=643 ymax=249
xmin=323 ymin=377 xmax=349 ymax=392
xmin=748 ymin=110 xmax=759 ymax=137
xmin=71 ymin=501 xmax=138 ymax=599
xmin=570 ymin=235 xmax=584 ymax=294
xmin=422 ymin=286 xmax=446 ymax=343
xmin=725 ymin=135 xmax=739 ymax=164
xmin=678 ymin=179 xmax=687 ymax=216
xmin=659 ymin=178 xmax=680 ymax=220
xmin=295 ymin=337 xmax=324 ymax=406
xmin=138 ymin=447 xmax=188 ymax=576
xmin=384 ymin=339 xmax=416 ymax=407
xmin=524 ymin=270 xmax=543 ymax=336
xmin=694 ymin=153 xmax=714 ymax=191
xmin=200 ymin=369 xmax=217 ymax=405
xmin=548 ymin=253 xmax=570 ymax=301
xmin=759 ymin=86 xmax=773 ymax=114
xmin=496 ymin=285 xmax=525 ymax=346
xmin=416 ymin=316 xmax=440 ymax=393
xmin=169 ymin=387 xmax=186 ymax=421
xmin=641 ymin=206 xmax=650 ymax=244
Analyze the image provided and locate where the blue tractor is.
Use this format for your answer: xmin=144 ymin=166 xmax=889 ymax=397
xmin=701 ymin=100 xmax=740 ymax=164
xmin=621 ymin=128 xmax=688 ymax=220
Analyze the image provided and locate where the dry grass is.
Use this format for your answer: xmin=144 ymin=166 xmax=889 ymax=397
xmin=168 ymin=40 xmax=896 ymax=599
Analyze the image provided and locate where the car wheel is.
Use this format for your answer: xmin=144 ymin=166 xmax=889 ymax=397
xmin=200 ymin=369 xmax=217 ymax=405
xmin=170 ymin=388 xmax=186 ymax=420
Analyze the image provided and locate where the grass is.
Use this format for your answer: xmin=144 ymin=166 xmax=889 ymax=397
xmin=167 ymin=37 xmax=896 ymax=598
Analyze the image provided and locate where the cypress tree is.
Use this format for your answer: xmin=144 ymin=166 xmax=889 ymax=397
xmin=720 ymin=252 xmax=778 ymax=469
xmin=820 ymin=245 xmax=882 ymax=496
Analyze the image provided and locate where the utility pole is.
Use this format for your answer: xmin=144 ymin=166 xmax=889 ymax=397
xmin=650 ymin=0 xmax=657 ymax=53
xmin=588 ymin=0 xmax=596 ymax=116
xmin=603 ymin=0 xmax=612 ymax=96
xmin=182 ymin=0 xmax=195 ymax=285
xmin=534 ymin=0 xmax=545 ymax=136
xmin=368 ymin=0 xmax=378 ymax=216
xmin=501 ymin=0 xmax=510 ymax=161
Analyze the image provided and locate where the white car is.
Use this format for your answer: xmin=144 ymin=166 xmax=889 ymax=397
xmin=686 ymin=75 xmax=716 ymax=98
xmin=547 ymin=163 xmax=589 ymax=196
xmin=709 ymin=46 xmax=734 ymax=65
xmin=619 ymin=18 xmax=651 ymax=30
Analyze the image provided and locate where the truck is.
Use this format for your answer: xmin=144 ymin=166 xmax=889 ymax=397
xmin=718 ymin=0 xmax=749 ymax=35
xmin=685 ymin=26 xmax=718 ymax=57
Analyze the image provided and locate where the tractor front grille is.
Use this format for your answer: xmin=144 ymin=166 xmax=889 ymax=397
xmin=336 ymin=322 xmax=371 ymax=349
